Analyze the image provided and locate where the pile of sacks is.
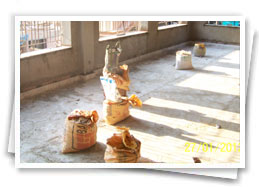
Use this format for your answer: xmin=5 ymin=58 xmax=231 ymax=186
xmin=62 ymin=110 xmax=141 ymax=163
xmin=100 ymin=41 xmax=142 ymax=125
xmin=60 ymin=41 xmax=208 ymax=162
xmin=62 ymin=41 xmax=142 ymax=162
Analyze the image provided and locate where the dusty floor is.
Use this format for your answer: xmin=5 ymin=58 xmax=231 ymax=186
xmin=20 ymin=42 xmax=240 ymax=164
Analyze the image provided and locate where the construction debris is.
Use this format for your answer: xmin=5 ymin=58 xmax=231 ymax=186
xmin=101 ymin=41 xmax=142 ymax=125
xmin=193 ymin=157 xmax=202 ymax=163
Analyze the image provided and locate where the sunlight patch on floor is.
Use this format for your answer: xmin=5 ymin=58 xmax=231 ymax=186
xmin=142 ymin=97 xmax=239 ymax=124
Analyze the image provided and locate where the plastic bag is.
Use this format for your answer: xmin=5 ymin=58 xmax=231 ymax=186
xmin=128 ymin=94 xmax=142 ymax=107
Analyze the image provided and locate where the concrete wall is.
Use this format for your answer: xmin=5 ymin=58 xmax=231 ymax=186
xmin=21 ymin=22 xmax=83 ymax=92
xmin=20 ymin=21 xmax=191 ymax=92
xmin=190 ymin=21 xmax=240 ymax=44
xmin=20 ymin=21 xmax=240 ymax=92
xmin=95 ymin=22 xmax=191 ymax=70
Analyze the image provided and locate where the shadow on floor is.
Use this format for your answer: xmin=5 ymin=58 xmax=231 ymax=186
xmin=63 ymin=142 xmax=107 ymax=163
xmin=211 ymin=61 xmax=240 ymax=69
xmin=146 ymin=85 xmax=240 ymax=114
xmin=188 ymin=68 xmax=229 ymax=76
xmin=137 ymin=103 xmax=240 ymax=132
xmin=117 ymin=116 xmax=217 ymax=148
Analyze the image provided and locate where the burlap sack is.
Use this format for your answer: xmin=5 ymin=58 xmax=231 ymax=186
xmin=193 ymin=43 xmax=206 ymax=57
xmin=62 ymin=109 xmax=99 ymax=153
xmin=115 ymin=64 xmax=130 ymax=91
xmin=103 ymin=100 xmax=130 ymax=125
xmin=104 ymin=127 xmax=141 ymax=163
xmin=103 ymin=64 xmax=130 ymax=93
xmin=103 ymin=95 xmax=142 ymax=125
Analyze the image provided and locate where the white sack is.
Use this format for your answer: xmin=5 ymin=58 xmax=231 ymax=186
xmin=175 ymin=50 xmax=193 ymax=70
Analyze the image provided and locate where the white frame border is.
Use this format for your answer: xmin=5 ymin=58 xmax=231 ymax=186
xmin=15 ymin=16 xmax=245 ymax=168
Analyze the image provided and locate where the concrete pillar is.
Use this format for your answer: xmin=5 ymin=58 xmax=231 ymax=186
xmin=138 ymin=21 xmax=148 ymax=31
xmin=147 ymin=21 xmax=159 ymax=52
xmin=189 ymin=21 xmax=208 ymax=41
xmin=93 ymin=21 xmax=100 ymax=69
xmin=179 ymin=21 xmax=188 ymax=24
xmin=80 ymin=21 xmax=97 ymax=74
xmin=61 ymin=21 xmax=71 ymax=46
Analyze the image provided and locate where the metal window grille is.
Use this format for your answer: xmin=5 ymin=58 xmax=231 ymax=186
xmin=20 ymin=21 xmax=63 ymax=54
xmin=99 ymin=21 xmax=141 ymax=38
xmin=158 ymin=21 xmax=180 ymax=27
xmin=208 ymin=21 xmax=222 ymax=25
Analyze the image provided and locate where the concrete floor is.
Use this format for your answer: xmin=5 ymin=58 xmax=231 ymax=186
xmin=20 ymin=42 xmax=240 ymax=164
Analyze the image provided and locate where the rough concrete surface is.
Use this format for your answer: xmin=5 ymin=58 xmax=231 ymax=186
xmin=20 ymin=42 xmax=240 ymax=164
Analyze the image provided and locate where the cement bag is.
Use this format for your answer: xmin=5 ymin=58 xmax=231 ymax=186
xmin=102 ymin=40 xmax=130 ymax=92
xmin=100 ymin=76 xmax=122 ymax=102
xmin=103 ymin=99 xmax=130 ymax=125
xmin=104 ymin=126 xmax=141 ymax=163
xmin=103 ymin=64 xmax=130 ymax=92
xmin=103 ymin=95 xmax=142 ymax=125
xmin=62 ymin=109 xmax=99 ymax=153
xmin=175 ymin=50 xmax=193 ymax=70
xmin=193 ymin=43 xmax=206 ymax=57
xmin=103 ymin=41 xmax=122 ymax=75
xmin=101 ymin=64 xmax=130 ymax=101
xmin=116 ymin=64 xmax=130 ymax=91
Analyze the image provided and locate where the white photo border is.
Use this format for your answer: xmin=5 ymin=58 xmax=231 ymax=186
xmin=15 ymin=16 xmax=245 ymax=168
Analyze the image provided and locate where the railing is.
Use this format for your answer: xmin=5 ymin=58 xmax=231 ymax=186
xmin=158 ymin=21 xmax=179 ymax=27
xmin=99 ymin=21 xmax=141 ymax=37
xmin=20 ymin=21 xmax=63 ymax=54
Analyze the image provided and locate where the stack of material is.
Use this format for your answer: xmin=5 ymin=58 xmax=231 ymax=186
xmin=193 ymin=43 xmax=206 ymax=57
xmin=175 ymin=50 xmax=193 ymax=70
xmin=104 ymin=126 xmax=141 ymax=163
xmin=101 ymin=41 xmax=142 ymax=125
xmin=62 ymin=109 xmax=99 ymax=153
xmin=102 ymin=42 xmax=130 ymax=97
